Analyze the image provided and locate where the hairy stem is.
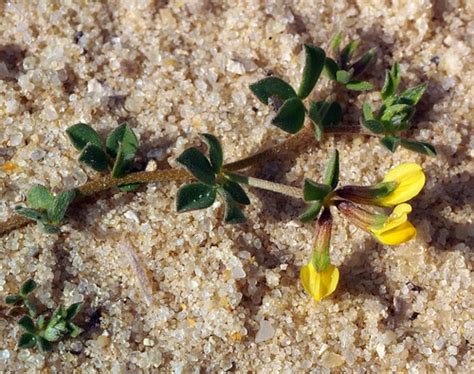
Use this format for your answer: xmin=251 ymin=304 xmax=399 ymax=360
xmin=0 ymin=125 xmax=371 ymax=236
xmin=225 ymin=172 xmax=303 ymax=199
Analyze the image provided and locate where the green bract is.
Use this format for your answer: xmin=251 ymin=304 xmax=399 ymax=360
xmin=67 ymin=122 xmax=141 ymax=191
xmin=324 ymin=34 xmax=375 ymax=91
xmin=299 ymin=150 xmax=339 ymax=223
xmin=361 ymin=63 xmax=435 ymax=156
xmin=176 ymin=134 xmax=250 ymax=224
xmin=15 ymin=185 xmax=77 ymax=234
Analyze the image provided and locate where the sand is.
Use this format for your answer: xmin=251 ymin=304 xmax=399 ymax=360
xmin=0 ymin=0 xmax=473 ymax=372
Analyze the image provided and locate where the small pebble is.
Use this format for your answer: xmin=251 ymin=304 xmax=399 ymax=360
xmin=30 ymin=149 xmax=46 ymax=161
xmin=255 ymin=320 xmax=275 ymax=343
xmin=96 ymin=335 xmax=110 ymax=348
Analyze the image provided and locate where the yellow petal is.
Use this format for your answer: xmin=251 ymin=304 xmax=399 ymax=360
xmin=378 ymin=163 xmax=425 ymax=206
xmin=373 ymin=221 xmax=417 ymax=245
xmin=381 ymin=203 xmax=412 ymax=231
xmin=300 ymin=262 xmax=339 ymax=301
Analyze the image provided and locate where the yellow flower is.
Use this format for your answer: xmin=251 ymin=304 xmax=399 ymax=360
xmin=370 ymin=203 xmax=416 ymax=245
xmin=377 ymin=163 xmax=425 ymax=206
xmin=300 ymin=261 xmax=339 ymax=301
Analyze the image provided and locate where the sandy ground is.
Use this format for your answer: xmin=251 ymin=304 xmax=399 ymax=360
xmin=0 ymin=0 xmax=473 ymax=372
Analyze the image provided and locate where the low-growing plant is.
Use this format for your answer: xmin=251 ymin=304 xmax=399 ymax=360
xmin=1 ymin=38 xmax=437 ymax=329
xmin=5 ymin=279 xmax=83 ymax=353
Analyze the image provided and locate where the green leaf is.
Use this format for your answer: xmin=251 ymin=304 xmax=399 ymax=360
xmin=321 ymin=102 xmax=342 ymax=128
xmin=106 ymin=123 xmax=139 ymax=158
xmin=65 ymin=302 xmax=83 ymax=321
xmin=381 ymin=63 xmax=400 ymax=101
xmin=381 ymin=104 xmax=414 ymax=128
xmin=14 ymin=207 xmax=48 ymax=222
xmin=400 ymin=138 xmax=437 ymax=157
xmin=218 ymin=188 xmax=246 ymax=224
xmin=297 ymin=44 xmax=326 ymax=99
xmin=5 ymin=294 xmax=22 ymax=304
xmin=176 ymin=148 xmax=216 ymax=185
xmin=176 ymin=183 xmax=217 ymax=212
xmin=249 ymin=77 xmax=297 ymax=105
xmin=41 ymin=224 xmax=60 ymax=234
xmin=37 ymin=315 xmax=46 ymax=330
xmin=309 ymin=101 xmax=342 ymax=140
xmin=201 ymin=134 xmax=223 ymax=174
xmin=271 ymin=97 xmax=306 ymax=134
xmin=108 ymin=124 xmax=139 ymax=179
xmin=18 ymin=315 xmax=36 ymax=334
xmin=308 ymin=101 xmax=324 ymax=140
xmin=362 ymin=119 xmax=386 ymax=134
xmin=67 ymin=322 xmax=84 ymax=338
xmin=44 ymin=320 xmax=68 ymax=342
xmin=37 ymin=337 xmax=52 ymax=352
xmin=20 ymin=279 xmax=37 ymax=296
xmin=118 ymin=183 xmax=141 ymax=192
xmin=380 ymin=135 xmax=400 ymax=152
xmin=324 ymin=150 xmax=339 ymax=190
xmin=303 ymin=180 xmax=331 ymax=202
xmin=330 ymin=33 xmax=342 ymax=53
xmin=298 ymin=201 xmax=322 ymax=223
xmin=399 ymin=83 xmax=427 ymax=106
xmin=78 ymin=142 xmax=109 ymax=172
xmin=18 ymin=333 xmax=37 ymax=349
xmin=222 ymin=179 xmax=250 ymax=205
xmin=362 ymin=103 xmax=375 ymax=121
xmin=27 ymin=185 xmax=54 ymax=211
xmin=336 ymin=69 xmax=353 ymax=84
xmin=339 ymin=40 xmax=360 ymax=69
xmin=323 ymin=57 xmax=339 ymax=81
xmin=312 ymin=101 xmax=343 ymax=128
xmin=66 ymin=123 xmax=102 ymax=151
xmin=24 ymin=300 xmax=37 ymax=317
xmin=350 ymin=48 xmax=376 ymax=76
xmin=345 ymin=80 xmax=373 ymax=91
xmin=48 ymin=189 xmax=76 ymax=224
xmin=111 ymin=142 xmax=134 ymax=178
xmin=51 ymin=305 xmax=67 ymax=320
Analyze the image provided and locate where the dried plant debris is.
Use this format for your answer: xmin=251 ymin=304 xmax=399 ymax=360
xmin=120 ymin=240 xmax=154 ymax=307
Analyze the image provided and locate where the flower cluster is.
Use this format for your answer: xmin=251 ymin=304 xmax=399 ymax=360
xmin=300 ymin=162 xmax=425 ymax=301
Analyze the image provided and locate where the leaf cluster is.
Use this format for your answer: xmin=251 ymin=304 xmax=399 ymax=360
xmin=176 ymin=134 xmax=250 ymax=224
xmin=299 ymin=150 xmax=340 ymax=223
xmin=17 ymin=303 xmax=83 ymax=353
xmin=5 ymin=279 xmax=38 ymax=317
xmin=5 ymin=279 xmax=84 ymax=353
xmin=67 ymin=123 xmax=141 ymax=191
xmin=15 ymin=185 xmax=76 ymax=233
xmin=324 ymin=33 xmax=375 ymax=91
xmin=250 ymin=44 xmax=342 ymax=139
xmin=361 ymin=63 xmax=436 ymax=156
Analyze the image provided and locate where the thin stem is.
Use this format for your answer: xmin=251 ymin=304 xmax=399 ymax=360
xmin=0 ymin=125 xmax=374 ymax=237
xmin=226 ymin=172 xmax=303 ymax=199
xmin=223 ymin=125 xmax=374 ymax=171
